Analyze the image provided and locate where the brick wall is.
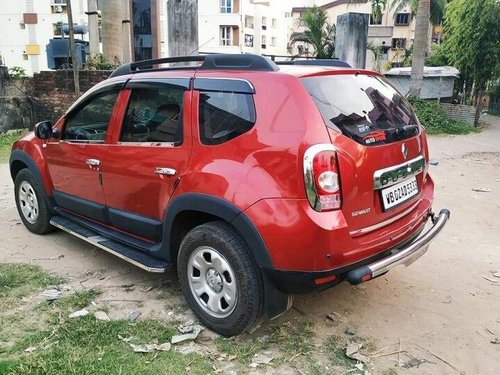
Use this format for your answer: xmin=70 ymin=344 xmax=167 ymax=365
xmin=32 ymin=70 xmax=111 ymax=123
xmin=440 ymin=103 xmax=477 ymax=126
xmin=0 ymin=70 xmax=112 ymax=132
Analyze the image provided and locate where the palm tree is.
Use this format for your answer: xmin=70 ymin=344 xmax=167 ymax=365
xmin=290 ymin=6 xmax=336 ymax=59
xmin=370 ymin=0 xmax=388 ymax=23
xmin=409 ymin=0 xmax=430 ymax=97
xmin=390 ymin=0 xmax=447 ymax=25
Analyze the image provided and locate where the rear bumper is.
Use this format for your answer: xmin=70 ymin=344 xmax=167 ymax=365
xmin=346 ymin=208 xmax=450 ymax=285
xmin=265 ymin=208 xmax=450 ymax=293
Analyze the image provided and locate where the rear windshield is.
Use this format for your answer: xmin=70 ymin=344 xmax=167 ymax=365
xmin=301 ymin=74 xmax=419 ymax=146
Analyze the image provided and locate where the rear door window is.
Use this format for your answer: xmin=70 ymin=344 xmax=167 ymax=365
xmin=301 ymin=74 xmax=419 ymax=145
xmin=198 ymin=91 xmax=256 ymax=145
xmin=120 ymin=84 xmax=185 ymax=145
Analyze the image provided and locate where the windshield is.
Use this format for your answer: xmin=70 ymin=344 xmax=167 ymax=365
xmin=301 ymin=74 xmax=419 ymax=146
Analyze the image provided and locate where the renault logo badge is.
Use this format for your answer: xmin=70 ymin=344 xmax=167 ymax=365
xmin=402 ymin=144 xmax=408 ymax=160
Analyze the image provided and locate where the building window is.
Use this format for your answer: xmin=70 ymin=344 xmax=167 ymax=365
xmin=271 ymin=37 xmax=276 ymax=46
xmin=245 ymin=15 xmax=254 ymax=29
xmin=391 ymin=38 xmax=407 ymax=49
xmin=261 ymin=35 xmax=266 ymax=49
xmin=395 ymin=13 xmax=410 ymax=25
xmin=262 ymin=17 xmax=267 ymax=30
xmin=220 ymin=26 xmax=232 ymax=46
xmin=369 ymin=14 xmax=382 ymax=25
xmin=298 ymin=13 xmax=306 ymax=27
xmin=244 ymin=34 xmax=254 ymax=47
xmin=53 ymin=23 xmax=62 ymax=35
xmin=220 ymin=0 xmax=232 ymax=13
xmin=271 ymin=18 xmax=277 ymax=28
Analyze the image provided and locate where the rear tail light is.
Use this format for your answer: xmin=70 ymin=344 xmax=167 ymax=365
xmin=304 ymin=144 xmax=341 ymax=211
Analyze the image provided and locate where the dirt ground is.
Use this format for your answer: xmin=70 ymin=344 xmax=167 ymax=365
xmin=1 ymin=116 xmax=499 ymax=374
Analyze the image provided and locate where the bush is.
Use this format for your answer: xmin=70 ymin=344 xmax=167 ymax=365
xmin=409 ymin=98 xmax=477 ymax=135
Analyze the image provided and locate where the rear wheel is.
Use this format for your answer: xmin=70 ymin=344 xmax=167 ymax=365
xmin=177 ymin=221 xmax=263 ymax=337
xmin=14 ymin=169 xmax=53 ymax=234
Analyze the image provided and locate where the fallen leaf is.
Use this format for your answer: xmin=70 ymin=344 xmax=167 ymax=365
xmin=24 ymin=346 xmax=36 ymax=353
xmin=127 ymin=310 xmax=142 ymax=322
xmin=41 ymin=289 xmax=62 ymax=301
xmin=129 ymin=342 xmax=171 ymax=353
xmin=346 ymin=342 xmax=370 ymax=364
xmin=94 ymin=311 xmax=110 ymax=321
xmin=118 ymin=335 xmax=133 ymax=342
xmin=69 ymin=308 xmax=89 ymax=318
xmin=472 ymin=188 xmax=492 ymax=193
xmin=171 ymin=325 xmax=204 ymax=344
xmin=250 ymin=351 xmax=275 ymax=368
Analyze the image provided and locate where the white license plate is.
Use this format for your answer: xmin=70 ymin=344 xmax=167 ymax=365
xmin=381 ymin=176 xmax=419 ymax=210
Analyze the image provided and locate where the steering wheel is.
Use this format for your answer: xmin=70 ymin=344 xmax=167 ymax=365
xmin=71 ymin=127 xmax=92 ymax=141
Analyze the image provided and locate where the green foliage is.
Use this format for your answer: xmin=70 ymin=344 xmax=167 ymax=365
xmin=8 ymin=66 xmax=27 ymax=79
xmin=371 ymin=0 xmax=388 ymax=23
xmin=0 ymin=130 xmax=27 ymax=163
xmin=425 ymin=43 xmax=449 ymax=67
xmin=291 ymin=6 xmax=336 ymax=59
xmin=6 ymin=317 xmax=211 ymax=375
xmin=390 ymin=0 xmax=447 ymax=25
xmin=84 ymin=53 xmax=116 ymax=71
xmin=410 ymin=98 xmax=477 ymax=135
xmin=443 ymin=0 xmax=500 ymax=92
xmin=0 ymin=263 xmax=64 ymax=311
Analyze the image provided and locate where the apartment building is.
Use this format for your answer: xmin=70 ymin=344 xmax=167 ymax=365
xmin=195 ymin=0 xmax=292 ymax=56
xmin=0 ymin=0 xmax=89 ymax=76
xmin=290 ymin=0 xmax=431 ymax=69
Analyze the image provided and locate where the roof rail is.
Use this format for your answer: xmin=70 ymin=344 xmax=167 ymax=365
xmin=275 ymin=59 xmax=352 ymax=68
xmin=109 ymin=54 xmax=279 ymax=78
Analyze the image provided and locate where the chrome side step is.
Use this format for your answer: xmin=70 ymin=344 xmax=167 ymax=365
xmin=50 ymin=216 xmax=170 ymax=273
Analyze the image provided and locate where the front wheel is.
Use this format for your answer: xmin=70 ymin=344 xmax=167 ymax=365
xmin=177 ymin=221 xmax=263 ymax=337
xmin=14 ymin=169 xmax=54 ymax=234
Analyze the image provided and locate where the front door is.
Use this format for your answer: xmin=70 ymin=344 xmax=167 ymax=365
xmin=45 ymin=89 xmax=120 ymax=223
xmin=101 ymin=78 xmax=192 ymax=241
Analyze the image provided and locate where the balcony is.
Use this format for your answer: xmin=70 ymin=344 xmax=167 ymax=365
xmin=368 ymin=26 xmax=394 ymax=38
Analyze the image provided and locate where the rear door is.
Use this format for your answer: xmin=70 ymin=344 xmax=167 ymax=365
xmin=100 ymin=77 xmax=192 ymax=241
xmin=301 ymin=73 xmax=428 ymax=233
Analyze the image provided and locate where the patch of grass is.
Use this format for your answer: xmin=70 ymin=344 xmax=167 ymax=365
xmin=6 ymin=317 xmax=212 ymax=375
xmin=324 ymin=334 xmax=376 ymax=369
xmin=0 ymin=263 xmax=64 ymax=311
xmin=0 ymin=130 xmax=27 ymax=163
xmin=382 ymin=368 xmax=399 ymax=375
xmin=410 ymin=98 xmax=478 ymax=135
xmin=216 ymin=319 xmax=315 ymax=365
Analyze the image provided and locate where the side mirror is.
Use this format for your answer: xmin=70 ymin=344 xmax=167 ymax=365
xmin=34 ymin=121 xmax=53 ymax=139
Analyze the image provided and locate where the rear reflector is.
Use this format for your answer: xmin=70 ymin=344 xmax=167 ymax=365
xmin=361 ymin=274 xmax=372 ymax=282
xmin=314 ymin=275 xmax=336 ymax=285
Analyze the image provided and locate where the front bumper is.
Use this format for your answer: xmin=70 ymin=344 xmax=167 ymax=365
xmin=346 ymin=209 xmax=450 ymax=285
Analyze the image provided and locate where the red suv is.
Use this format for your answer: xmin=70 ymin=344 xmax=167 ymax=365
xmin=9 ymin=54 xmax=449 ymax=336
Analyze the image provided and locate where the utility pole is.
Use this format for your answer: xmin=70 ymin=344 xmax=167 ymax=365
xmin=67 ymin=0 xmax=80 ymax=96
xmin=87 ymin=0 xmax=99 ymax=57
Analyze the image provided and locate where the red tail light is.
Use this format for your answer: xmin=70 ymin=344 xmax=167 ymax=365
xmin=304 ymin=145 xmax=341 ymax=212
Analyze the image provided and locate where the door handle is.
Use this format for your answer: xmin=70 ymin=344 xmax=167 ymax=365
xmin=154 ymin=167 xmax=176 ymax=176
xmin=85 ymin=159 xmax=101 ymax=167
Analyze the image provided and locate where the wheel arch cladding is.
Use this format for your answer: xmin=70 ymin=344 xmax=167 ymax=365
xmin=9 ymin=150 xmax=49 ymax=196
xmin=164 ymin=193 xmax=290 ymax=319
xmin=164 ymin=193 xmax=274 ymax=269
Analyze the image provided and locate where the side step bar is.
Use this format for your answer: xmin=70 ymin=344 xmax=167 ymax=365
xmin=50 ymin=216 xmax=171 ymax=273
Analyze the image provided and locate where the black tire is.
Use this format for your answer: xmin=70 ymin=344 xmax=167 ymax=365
xmin=14 ymin=169 xmax=54 ymax=234
xmin=177 ymin=221 xmax=263 ymax=337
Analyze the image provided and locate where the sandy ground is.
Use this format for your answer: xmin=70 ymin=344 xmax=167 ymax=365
xmin=1 ymin=116 xmax=499 ymax=374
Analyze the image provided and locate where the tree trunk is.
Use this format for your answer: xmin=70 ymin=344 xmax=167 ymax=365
xmin=101 ymin=0 xmax=123 ymax=64
xmin=409 ymin=0 xmax=430 ymax=98
xmin=66 ymin=0 xmax=80 ymax=97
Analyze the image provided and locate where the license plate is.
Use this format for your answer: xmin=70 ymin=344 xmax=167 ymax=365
xmin=381 ymin=176 xmax=419 ymax=210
